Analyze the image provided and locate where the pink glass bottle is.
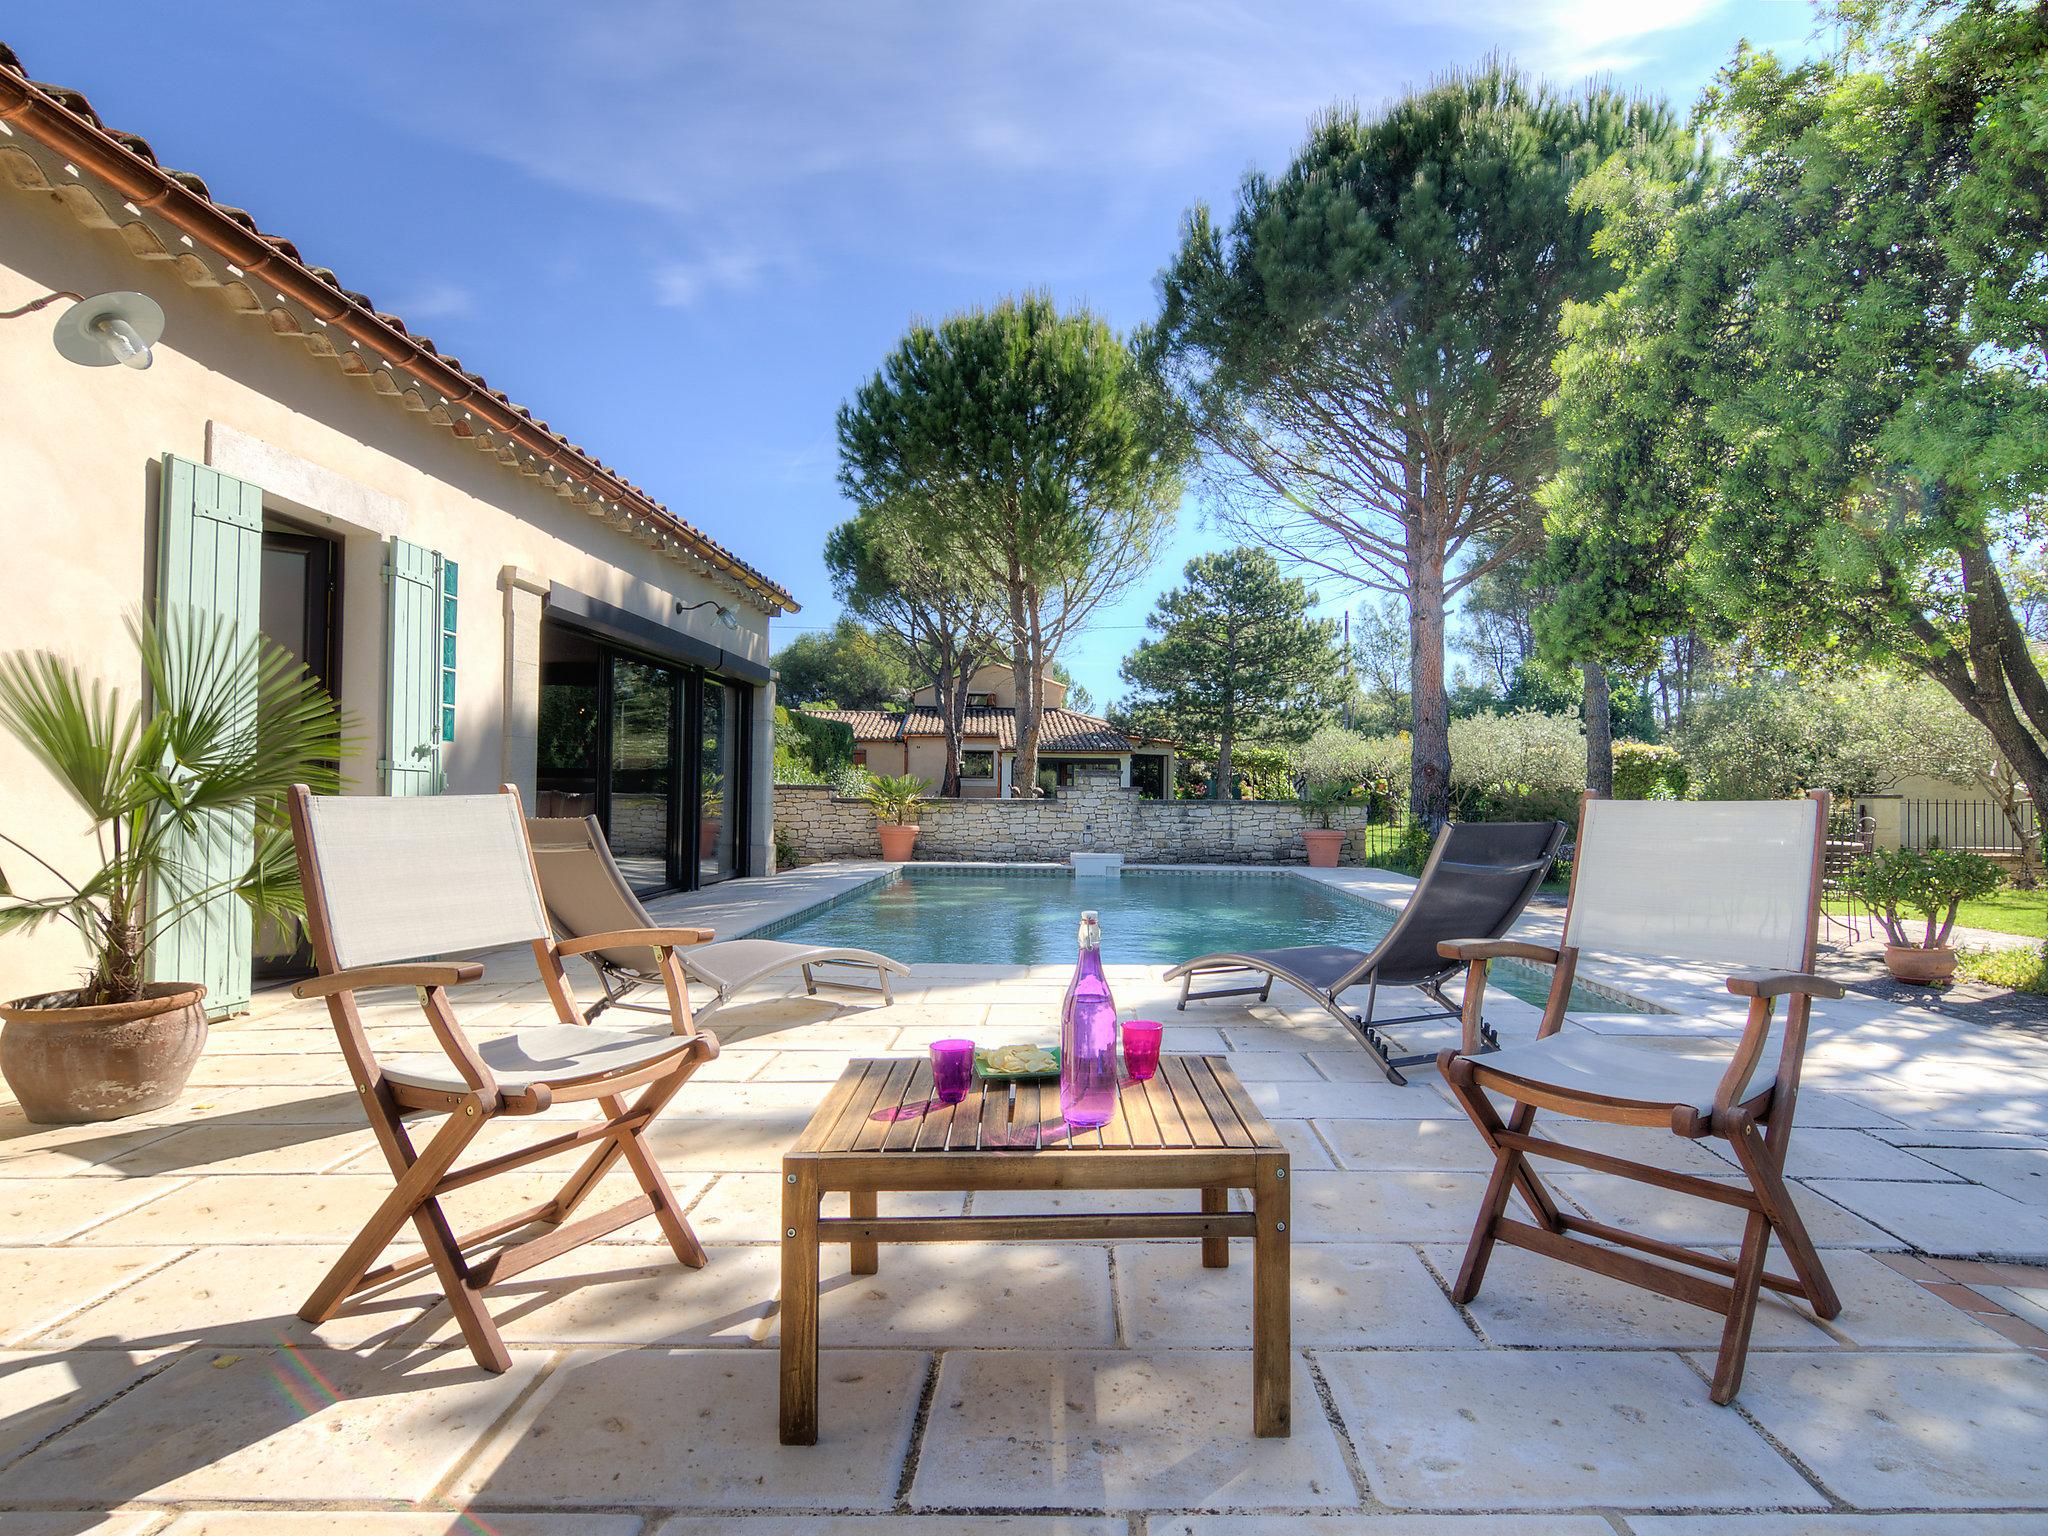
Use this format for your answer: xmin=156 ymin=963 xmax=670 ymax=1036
xmin=1060 ymin=910 xmax=1119 ymax=1130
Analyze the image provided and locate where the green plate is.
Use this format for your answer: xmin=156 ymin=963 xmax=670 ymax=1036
xmin=974 ymin=1045 xmax=1062 ymax=1080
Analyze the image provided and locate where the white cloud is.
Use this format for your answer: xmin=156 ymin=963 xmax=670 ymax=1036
xmin=652 ymin=246 xmax=782 ymax=308
xmin=381 ymin=279 xmax=475 ymax=321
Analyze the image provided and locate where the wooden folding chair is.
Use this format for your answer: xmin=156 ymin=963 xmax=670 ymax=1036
xmin=1435 ymin=792 xmax=1846 ymax=1404
xmin=285 ymin=783 xmax=718 ymax=1372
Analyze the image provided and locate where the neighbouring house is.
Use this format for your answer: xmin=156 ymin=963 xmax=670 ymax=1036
xmin=804 ymin=664 xmax=1174 ymax=798
xmin=0 ymin=45 xmax=798 ymax=1012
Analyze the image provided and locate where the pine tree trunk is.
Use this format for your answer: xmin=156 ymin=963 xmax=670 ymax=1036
xmin=1006 ymin=567 xmax=1040 ymax=796
xmin=1408 ymin=561 xmax=1451 ymax=828
xmin=1582 ymin=661 xmax=1613 ymax=797
xmin=938 ymin=655 xmax=963 ymax=798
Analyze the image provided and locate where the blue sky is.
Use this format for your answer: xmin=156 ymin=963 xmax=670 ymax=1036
xmin=9 ymin=1 xmax=1816 ymax=708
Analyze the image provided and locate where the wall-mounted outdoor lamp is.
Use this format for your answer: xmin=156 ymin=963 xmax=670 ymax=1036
xmin=676 ymin=599 xmax=740 ymax=630
xmin=0 ymin=289 xmax=164 ymax=370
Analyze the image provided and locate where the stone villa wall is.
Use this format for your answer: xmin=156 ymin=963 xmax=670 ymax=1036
xmin=775 ymin=773 xmax=1387 ymax=865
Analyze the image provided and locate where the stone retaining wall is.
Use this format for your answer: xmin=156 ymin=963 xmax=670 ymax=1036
xmin=775 ymin=775 xmax=1389 ymax=865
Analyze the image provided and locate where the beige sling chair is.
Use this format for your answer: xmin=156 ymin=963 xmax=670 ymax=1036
xmin=1435 ymin=792 xmax=1845 ymax=1404
xmin=286 ymin=784 xmax=718 ymax=1373
xmin=527 ymin=814 xmax=908 ymax=1020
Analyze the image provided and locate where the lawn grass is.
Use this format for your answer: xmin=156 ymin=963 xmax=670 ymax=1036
xmin=1826 ymin=887 xmax=2048 ymax=940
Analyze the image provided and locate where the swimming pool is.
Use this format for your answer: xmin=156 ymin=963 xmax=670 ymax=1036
xmin=755 ymin=867 xmax=1649 ymax=1012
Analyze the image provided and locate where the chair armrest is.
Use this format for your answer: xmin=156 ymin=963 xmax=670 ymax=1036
xmin=555 ymin=926 xmax=716 ymax=958
xmin=1436 ymin=939 xmax=1562 ymax=966
xmin=292 ymin=963 xmax=486 ymax=1000
xmin=1725 ymin=970 xmax=1845 ymax=1001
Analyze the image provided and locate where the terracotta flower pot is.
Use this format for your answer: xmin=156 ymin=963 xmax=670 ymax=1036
xmin=1883 ymin=944 xmax=1959 ymax=985
xmin=1303 ymin=828 xmax=1348 ymax=868
xmin=0 ymin=982 xmax=208 ymax=1124
xmin=877 ymin=824 xmax=920 ymax=862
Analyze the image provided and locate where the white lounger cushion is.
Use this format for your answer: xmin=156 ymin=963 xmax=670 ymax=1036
xmin=1476 ymin=1031 xmax=1777 ymax=1116
xmin=379 ymin=1025 xmax=694 ymax=1094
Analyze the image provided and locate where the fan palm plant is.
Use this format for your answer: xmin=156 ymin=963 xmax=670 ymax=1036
xmin=0 ymin=610 xmax=346 ymax=1006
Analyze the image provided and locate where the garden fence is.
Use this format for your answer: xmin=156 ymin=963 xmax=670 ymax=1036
xmin=1904 ymin=798 xmax=2035 ymax=855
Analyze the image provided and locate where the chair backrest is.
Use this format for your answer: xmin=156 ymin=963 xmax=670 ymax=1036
xmin=1563 ymin=796 xmax=1825 ymax=973
xmin=296 ymin=791 xmax=552 ymax=970
xmin=1364 ymin=820 xmax=1568 ymax=984
xmin=526 ymin=815 xmax=662 ymax=974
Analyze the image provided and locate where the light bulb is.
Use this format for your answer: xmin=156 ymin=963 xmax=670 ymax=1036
xmin=93 ymin=314 xmax=153 ymax=370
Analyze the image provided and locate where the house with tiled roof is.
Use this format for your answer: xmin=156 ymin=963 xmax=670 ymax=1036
xmin=0 ymin=43 xmax=796 ymax=1010
xmin=806 ymin=664 xmax=1174 ymax=798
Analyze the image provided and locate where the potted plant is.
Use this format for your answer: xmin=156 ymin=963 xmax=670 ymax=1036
xmin=860 ymin=772 xmax=928 ymax=861
xmin=1840 ymin=845 xmax=2005 ymax=984
xmin=0 ymin=613 xmax=343 ymax=1123
xmin=1297 ymin=779 xmax=1359 ymax=867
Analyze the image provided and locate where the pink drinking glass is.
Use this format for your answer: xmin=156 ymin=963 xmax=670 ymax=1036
xmin=930 ymin=1039 xmax=976 ymax=1104
xmin=1122 ymin=1021 xmax=1164 ymax=1082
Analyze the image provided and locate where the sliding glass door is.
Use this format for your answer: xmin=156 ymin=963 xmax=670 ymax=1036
xmin=538 ymin=621 xmax=747 ymax=893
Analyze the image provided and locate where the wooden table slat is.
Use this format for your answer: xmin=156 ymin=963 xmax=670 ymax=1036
xmin=800 ymin=1059 xmax=885 ymax=1155
xmin=1119 ymin=1071 xmax=1162 ymax=1148
xmin=881 ymin=1061 xmax=936 ymax=1152
xmin=851 ymin=1060 xmax=918 ymax=1152
xmin=1162 ymin=1057 xmax=1222 ymax=1148
xmin=1141 ymin=1070 xmax=1192 ymax=1148
xmin=979 ymin=1078 xmax=1013 ymax=1149
xmin=914 ymin=1074 xmax=966 ymax=1151
xmin=1187 ymin=1055 xmax=1256 ymax=1150
xmin=1207 ymin=1055 xmax=1277 ymax=1147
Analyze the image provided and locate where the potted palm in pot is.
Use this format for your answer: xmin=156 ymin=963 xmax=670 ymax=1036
xmin=859 ymin=772 xmax=927 ymax=861
xmin=1297 ymin=778 xmax=1359 ymax=868
xmin=0 ymin=613 xmax=343 ymax=1122
xmin=1840 ymin=846 xmax=2005 ymax=984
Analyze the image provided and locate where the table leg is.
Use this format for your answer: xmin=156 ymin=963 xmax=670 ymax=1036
xmin=1202 ymin=1185 xmax=1229 ymax=1268
xmin=1252 ymin=1158 xmax=1291 ymax=1437
xmin=780 ymin=1161 xmax=820 ymax=1445
xmin=849 ymin=1187 xmax=878 ymax=1275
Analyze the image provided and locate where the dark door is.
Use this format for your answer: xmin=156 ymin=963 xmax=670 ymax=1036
xmin=255 ymin=525 xmax=338 ymax=979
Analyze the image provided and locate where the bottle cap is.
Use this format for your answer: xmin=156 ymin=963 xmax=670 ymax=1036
xmin=1080 ymin=910 xmax=1099 ymax=922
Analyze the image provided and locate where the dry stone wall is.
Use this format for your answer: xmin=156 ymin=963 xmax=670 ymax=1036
xmin=775 ymin=775 xmax=1387 ymax=866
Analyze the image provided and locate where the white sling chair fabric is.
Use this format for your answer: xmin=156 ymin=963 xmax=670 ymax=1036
xmin=1564 ymin=798 xmax=1821 ymax=973
xmin=301 ymin=793 xmax=551 ymax=969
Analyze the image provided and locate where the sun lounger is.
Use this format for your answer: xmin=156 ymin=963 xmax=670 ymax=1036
xmin=526 ymin=814 xmax=908 ymax=1019
xmin=1164 ymin=820 xmax=1565 ymax=1084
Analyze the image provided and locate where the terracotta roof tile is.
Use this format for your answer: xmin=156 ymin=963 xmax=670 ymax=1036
xmin=0 ymin=40 xmax=794 ymax=613
xmin=801 ymin=704 xmax=1138 ymax=754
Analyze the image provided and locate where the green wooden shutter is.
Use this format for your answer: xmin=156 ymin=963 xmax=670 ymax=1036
xmin=384 ymin=538 xmax=444 ymax=795
xmin=439 ymin=559 xmax=459 ymax=745
xmin=149 ymin=454 xmax=261 ymax=1018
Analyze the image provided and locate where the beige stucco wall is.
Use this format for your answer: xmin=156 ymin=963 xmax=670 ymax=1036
xmin=0 ymin=186 xmax=778 ymax=1000
xmin=908 ymin=662 xmax=1065 ymax=711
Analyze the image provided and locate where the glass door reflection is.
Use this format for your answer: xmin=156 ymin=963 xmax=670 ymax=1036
xmin=609 ymin=656 xmax=678 ymax=893
xmin=698 ymin=678 xmax=738 ymax=882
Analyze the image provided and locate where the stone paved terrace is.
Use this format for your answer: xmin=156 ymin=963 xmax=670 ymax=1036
xmin=0 ymin=861 xmax=2045 ymax=1531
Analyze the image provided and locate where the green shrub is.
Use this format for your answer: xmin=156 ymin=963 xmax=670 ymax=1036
xmin=1296 ymin=777 xmax=1360 ymax=828
xmin=1361 ymin=819 xmax=1437 ymax=875
xmin=774 ymin=706 xmax=856 ymax=784
xmin=1841 ymin=846 xmax=2005 ymax=948
xmin=1448 ymin=709 xmax=1585 ymax=824
xmin=1961 ymin=942 xmax=2048 ymax=995
xmin=858 ymin=771 xmax=927 ymax=825
xmin=1612 ymin=741 xmax=1688 ymax=800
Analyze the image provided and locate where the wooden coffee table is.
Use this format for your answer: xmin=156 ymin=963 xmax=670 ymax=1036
xmin=778 ymin=1054 xmax=1291 ymax=1444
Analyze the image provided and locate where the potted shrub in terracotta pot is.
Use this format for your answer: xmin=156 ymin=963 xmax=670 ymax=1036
xmin=860 ymin=772 xmax=928 ymax=861
xmin=1839 ymin=846 xmax=2004 ymax=984
xmin=1296 ymin=779 xmax=1358 ymax=867
xmin=0 ymin=613 xmax=343 ymax=1123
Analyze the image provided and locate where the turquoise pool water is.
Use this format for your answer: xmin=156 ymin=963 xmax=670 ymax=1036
xmin=756 ymin=868 xmax=1644 ymax=1011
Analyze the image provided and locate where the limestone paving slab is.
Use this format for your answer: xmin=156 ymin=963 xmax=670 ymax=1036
xmin=1158 ymin=1520 xmax=1617 ymax=1536
xmin=1550 ymin=1172 xmax=1898 ymax=1249
xmin=763 ymin=1241 xmax=1115 ymax=1347
xmin=654 ymin=1517 xmax=1123 ymax=1535
xmin=402 ymin=1242 xmax=776 ymax=1348
xmin=1286 ymin=1170 xmax=1493 ymax=1241
xmin=1116 ymin=1241 xmax=1476 ymax=1348
xmin=99 ymin=1123 xmax=369 ymax=1177
xmin=160 ymin=1518 xmax=644 ymax=1535
xmin=1785 ymin=1250 xmax=2024 ymax=1349
xmin=0 ymin=1248 xmax=175 ymax=1345
xmin=0 ymin=1178 xmax=190 ymax=1242
xmin=1801 ymin=1178 xmax=2048 ymax=1259
xmin=1724 ymin=1351 xmax=2048 ymax=1509
xmin=909 ymin=1348 xmax=1354 ymax=1511
xmin=0 ymin=1516 xmax=160 ymax=1534
xmin=1909 ymin=1146 xmax=2048 ymax=1205
xmin=1320 ymin=1349 xmax=1819 ymax=1510
xmin=1316 ymin=1118 xmax=1498 ymax=1173
xmin=1421 ymin=1242 xmax=1835 ymax=1350
xmin=0 ymin=1347 xmax=543 ymax=1504
xmin=0 ymin=1349 xmax=161 ymax=1466
xmin=1705 ymin=1129 xmax=1960 ymax=1183
xmin=452 ymin=1346 xmax=926 ymax=1509
xmin=1630 ymin=1518 xmax=2048 ymax=1535
xmin=685 ymin=1171 xmax=966 ymax=1243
